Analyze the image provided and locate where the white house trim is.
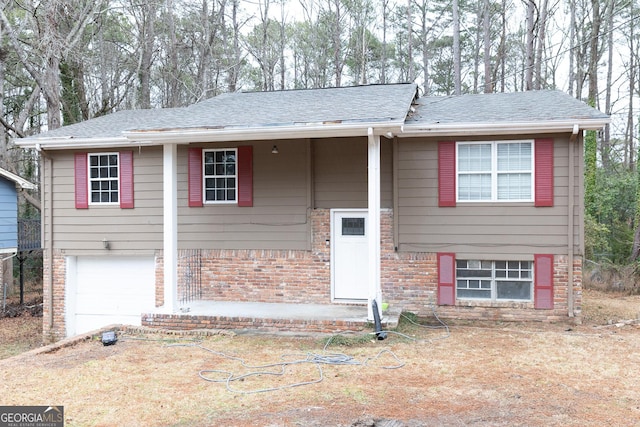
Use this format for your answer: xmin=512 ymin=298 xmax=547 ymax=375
xmin=0 ymin=167 xmax=37 ymax=189
xmin=163 ymin=143 xmax=178 ymax=313
xmin=367 ymin=128 xmax=382 ymax=321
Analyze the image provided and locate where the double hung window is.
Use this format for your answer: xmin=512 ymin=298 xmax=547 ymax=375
xmin=457 ymin=141 xmax=533 ymax=202
xmin=89 ymin=153 xmax=119 ymax=204
xmin=203 ymin=149 xmax=237 ymax=203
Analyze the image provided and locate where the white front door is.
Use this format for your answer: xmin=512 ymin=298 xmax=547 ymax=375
xmin=332 ymin=209 xmax=368 ymax=301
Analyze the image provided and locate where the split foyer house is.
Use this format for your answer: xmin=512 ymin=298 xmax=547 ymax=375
xmin=15 ymin=84 xmax=610 ymax=341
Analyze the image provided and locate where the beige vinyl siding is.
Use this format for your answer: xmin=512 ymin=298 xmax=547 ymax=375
xmin=397 ymin=134 xmax=580 ymax=259
xmin=49 ymin=148 xmax=163 ymax=254
xmin=177 ymin=140 xmax=310 ymax=250
xmin=49 ymin=136 xmax=398 ymax=253
xmin=313 ymin=136 xmax=393 ymax=208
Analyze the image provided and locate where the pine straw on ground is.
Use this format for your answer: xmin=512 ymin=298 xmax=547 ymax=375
xmin=0 ymin=289 xmax=639 ymax=427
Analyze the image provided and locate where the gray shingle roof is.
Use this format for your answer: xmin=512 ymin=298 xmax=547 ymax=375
xmin=20 ymin=86 xmax=609 ymax=146
xmin=32 ymin=84 xmax=418 ymax=140
xmin=407 ymin=90 xmax=608 ymax=125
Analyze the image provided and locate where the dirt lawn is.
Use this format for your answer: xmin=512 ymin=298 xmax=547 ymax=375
xmin=1 ymin=289 xmax=639 ymax=427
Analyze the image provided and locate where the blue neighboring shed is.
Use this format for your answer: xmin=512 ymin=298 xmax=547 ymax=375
xmin=0 ymin=168 xmax=37 ymax=254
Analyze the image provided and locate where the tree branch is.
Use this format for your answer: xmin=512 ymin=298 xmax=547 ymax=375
xmin=19 ymin=188 xmax=41 ymax=211
xmin=0 ymin=115 xmax=25 ymax=138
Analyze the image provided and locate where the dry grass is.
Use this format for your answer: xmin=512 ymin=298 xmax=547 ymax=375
xmin=0 ymin=314 xmax=42 ymax=359
xmin=0 ymin=289 xmax=639 ymax=426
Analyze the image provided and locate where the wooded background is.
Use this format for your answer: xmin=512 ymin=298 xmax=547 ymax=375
xmin=0 ymin=0 xmax=638 ymax=282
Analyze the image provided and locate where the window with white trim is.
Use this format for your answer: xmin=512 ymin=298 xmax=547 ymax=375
xmin=89 ymin=153 xmax=119 ymax=204
xmin=457 ymin=140 xmax=533 ymax=202
xmin=203 ymin=149 xmax=237 ymax=203
xmin=456 ymin=260 xmax=533 ymax=301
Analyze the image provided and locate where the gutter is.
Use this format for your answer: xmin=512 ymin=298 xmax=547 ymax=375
xmin=16 ymin=122 xmax=404 ymax=150
xmin=122 ymin=122 xmax=404 ymax=144
xmin=17 ymin=137 xmax=139 ymax=150
xmin=400 ymin=118 xmax=610 ymax=137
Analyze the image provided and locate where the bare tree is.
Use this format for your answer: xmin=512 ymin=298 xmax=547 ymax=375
xmin=568 ymin=0 xmax=576 ymax=96
xmin=227 ymin=0 xmax=243 ymax=92
xmin=524 ymin=0 xmax=535 ymax=90
xmin=131 ymin=0 xmax=158 ymax=108
xmin=602 ymin=0 xmax=615 ymax=167
xmin=452 ymin=0 xmax=461 ymax=95
xmin=0 ymin=1 xmax=100 ymax=130
xmin=483 ymin=0 xmax=492 ymax=93
xmin=533 ymin=0 xmax=548 ymax=90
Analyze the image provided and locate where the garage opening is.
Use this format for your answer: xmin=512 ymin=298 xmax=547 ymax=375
xmin=65 ymin=256 xmax=156 ymax=336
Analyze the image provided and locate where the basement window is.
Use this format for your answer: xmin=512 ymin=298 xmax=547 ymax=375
xmin=456 ymin=260 xmax=533 ymax=301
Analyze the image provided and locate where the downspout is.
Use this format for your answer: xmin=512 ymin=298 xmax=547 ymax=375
xmin=567 ymin=125 xmax=579 ymax=318
xmin=306 ymin=138 xmax=314 ymax=251
xmin=392 ymin=137 xmax=399 ymax=251
xmin=36 ymin=144 xmax=55 ymax=334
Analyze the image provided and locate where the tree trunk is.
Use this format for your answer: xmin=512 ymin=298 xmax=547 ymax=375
xmin=452 ymin=0 xmax=461 ymax=95
xmin=381 ymin=0 xmax=388 ymax=84
xmin=407 ymin=0 xmax=413 ymax=82
xmin=483 ymin=0 xmax=491 ymax=93
xmin=602 ymin=0 xmax=615 ymax=169
xmin=165 ymin=0 xmax=180 ymax=107
xmin=280 ymin=1 xmax=286 ymax=90
xmin=534 ymin=0 xmax=548 ymax=90
xmin=138 ymin=0 xmax=156 ymax=109
xmin=525 ymin=0 xmax=535 ymax=91
xmin=588 ymin=0 xmax=601 ymax=105
xmin=568 ymin=0 xmax=576 ymax=96
xmin=228 ymin=0 xmax=240 ymax=93
xmin=627 ymin=0 xmax=636 ymax=171
xmin=0 ymin=41 xmax=6 ymax=166
xmin=333 ymin=0 xmax=343 ymax=87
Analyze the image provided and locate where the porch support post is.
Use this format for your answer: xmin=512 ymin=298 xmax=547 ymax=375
xmin=163 ymin=143 xmax=178 ymax=313
xmin=367 ymin=128 xmax=382 ymax=321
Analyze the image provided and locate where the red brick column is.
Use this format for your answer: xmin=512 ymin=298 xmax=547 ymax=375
xmin=42 ymin=250 xmax=66 ymax=343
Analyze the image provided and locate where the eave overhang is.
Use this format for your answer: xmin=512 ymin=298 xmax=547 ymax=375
xmin=15 ymin=121 xmax=405 ymax=150
xmin=400 ymin=118 xmax=610 ymax=138
xmin=0 ymin=168 xmax=37 ymax=190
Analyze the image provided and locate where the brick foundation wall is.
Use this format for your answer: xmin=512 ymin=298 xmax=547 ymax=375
xmin=48 ymin=209 xmax=582 ymax=342
xmin=404 ymin=254 xmax=582 ymax=323
xmin=43 ymin=250 xmax=66 ymax=343
xmin=160 ymin=208 xmax=582 ymax=323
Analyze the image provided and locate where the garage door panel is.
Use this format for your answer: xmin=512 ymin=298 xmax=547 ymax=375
xmin=69 ymin=256 xmax=155 ymax=336
xmin=72 ymin=314 xmax=141 ymax=333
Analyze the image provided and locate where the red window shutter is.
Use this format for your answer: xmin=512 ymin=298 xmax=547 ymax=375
xmin=534 ymin=254 xmax=554 ymax=309
xmin=437 ymin=252 xmax=456 ymax=305
xmin=438 ymin=141 xmax=456 ymax=207
xmin=535 ymin=139 xmax=554 ymax=207
xmin=188 ymin=147 xmax=203 ymax=207
xmin=119 ymin=151 xmax=134 ymax=209
xmin=74 ymin=152 xmax=88 ymax=209
xmin=237 ymin=145 xmax=253 ymax=207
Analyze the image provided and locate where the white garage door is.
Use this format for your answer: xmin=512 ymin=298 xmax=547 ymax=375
xmin=66 ymin=256 xmax=156 ymax=336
